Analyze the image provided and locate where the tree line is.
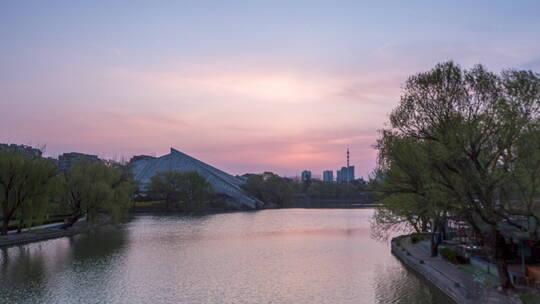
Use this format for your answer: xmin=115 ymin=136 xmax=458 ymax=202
xmin=307 ymin=179 xmax=370 ymax=200
xmin=371 ymin=61 xmax=540 ymax=289
xmin=0 ymin=148 xmax=135 ymax=235
xmin=240 ymin=172 xmax=372 ymax=207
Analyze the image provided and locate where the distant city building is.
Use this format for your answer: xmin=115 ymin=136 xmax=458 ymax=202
xmin=59 ymin=152 xmax=100 ymax=170
xmin=336 ymin=166 xmax=355 ymax=183
xmin=347 ymin=165 xmax=355 ymax=182
xmin=336 ymin=148 xmax=355 ymax=183
xmin=323 ymin=170 xmax=333 ymax=183
xmin=301 ymin=170 xmax=312 ymax=183
xmin=336 ymin=167 xmax=344 ymax=183
xmin=0 ymin=143 xmax=42 ymax=157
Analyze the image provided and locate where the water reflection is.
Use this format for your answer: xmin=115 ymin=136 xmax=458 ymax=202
xmin=373 ymin=262 xmax=452 ymax=304
xmin=0 ymin=226 xmax=128 ymax=303
xmin=0 ymin=209 xmax=452 ymax=304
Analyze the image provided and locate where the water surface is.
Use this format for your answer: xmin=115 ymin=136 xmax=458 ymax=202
xmin=0 ymin=209 xmax=452 ymax=304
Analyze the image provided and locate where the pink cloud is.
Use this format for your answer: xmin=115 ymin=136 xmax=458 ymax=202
xmin=1 ymin=62 xmax=407 ymax=177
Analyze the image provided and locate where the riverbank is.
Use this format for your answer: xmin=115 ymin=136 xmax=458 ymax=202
xmin=391 ymin=235 xmax=519 ymax=303
xmin=131 ymin=200 xmax=379 ymax=214
xmin=0 ymin=220 xmax=109 ymax=248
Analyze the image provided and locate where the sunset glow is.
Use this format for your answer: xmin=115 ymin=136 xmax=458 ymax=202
xmin=1 ymin=1 xmax=540 ymax=177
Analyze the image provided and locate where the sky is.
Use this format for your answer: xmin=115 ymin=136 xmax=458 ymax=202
xmin=1 ymin=1 xmax=540 ymax=178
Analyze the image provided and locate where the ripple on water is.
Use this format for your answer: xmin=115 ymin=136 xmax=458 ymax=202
xmin=0 ymin=209 xmax=453 ymax=304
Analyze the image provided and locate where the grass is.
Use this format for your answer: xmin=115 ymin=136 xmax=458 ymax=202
xmin=8 ymin=217 xmax=63 ymax=226
xmin=75 ymin=221 xmax=92 ymax=227
xmin=457 ymin=264 xmax=499 ymax=288
xmin=134 ymin=200 xmax=166 ymax=207
xmin=520 ymin=293 xmax=540 ymax=304
xmin=439 ymin=247 xmax=469 ymax=264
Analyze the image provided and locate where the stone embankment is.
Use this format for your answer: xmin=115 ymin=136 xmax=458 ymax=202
xmin=391 ymin=236 xmax=518 ymax=304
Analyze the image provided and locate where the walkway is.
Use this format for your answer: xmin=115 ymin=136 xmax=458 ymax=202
xmin=392 ymin=237 xmax=518 ymax=304
xmin=6 ymin=217 xmax=86 ymax=235
xmin=0 ymin=217 xmax=97 ymax=248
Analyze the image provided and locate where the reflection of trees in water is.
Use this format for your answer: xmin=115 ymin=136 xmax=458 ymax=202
xmin=0 ymin=244 xmax=49 ymax=302
xmin=69 ymin=226 xmax=127 ymax=260
xmin=372 ymin=262 xmax=453 ymax=304
xmin=59 ymin=226 xmax=129 ymax=303
xmin=0 ymin=227 xmax=128 ymax=304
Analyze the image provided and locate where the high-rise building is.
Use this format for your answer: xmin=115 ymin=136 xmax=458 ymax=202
xmin=301 ymin=170 xmax=312 ymax=183
xmin=323 ymin=170 xmax=333 ymax=183
xmin=334 ymin=149 xmax=357 ymax=183
xmin=336 ymin=166 xmax=355 ymax=183
xmin=349 ymin=166 xmax=355 ymax=182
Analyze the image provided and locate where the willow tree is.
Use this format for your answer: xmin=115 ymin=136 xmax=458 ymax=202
xmin=371 ymin=133 xmax=457 ymax=257
xmin=377 ymin=61 xmax=540 ymax=288
xmin=0 ymin=149 xmax=56 ymax=235
xmin=60 ymin=160 xmax=134 ymax=228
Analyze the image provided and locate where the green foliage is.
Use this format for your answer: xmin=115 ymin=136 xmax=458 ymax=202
xmin=384 ymin=62 xmax=540 ymax=229
xmin=0 ymin=148 xmax=57 ymax=234
xmin=308 ymin=180 xmax=368 ymax=199
xmin=147 ymin=171 xmax=212 ymax=210
xmin=0 ymin=147 xmax=136 ymax=233
xmin=134 ymin=200 xmax=165 ymax=207
xmin=369 ymin=136 xmax=452 ymax=239
xmin=410 ymin=233 xmax=428 ymax=244
xmin=439 ymin=247 xmax=469 ymax=264
xmin=520 ymin=293 xmax=540 ymax=304
xmin=241 ymin=172 xmax=293 ymax=207
xmin=374 ymin=61 xmax=540 ymax=288
xmin=59 ymin=160 xmax=134 ymax=225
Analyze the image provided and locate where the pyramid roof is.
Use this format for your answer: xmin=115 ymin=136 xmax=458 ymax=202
xmin=132 ymin=148 xmax=262 ymax=209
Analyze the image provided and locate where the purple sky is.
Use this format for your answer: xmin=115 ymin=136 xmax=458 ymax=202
xmin=1 ymin=1 xmax=540 ymax=178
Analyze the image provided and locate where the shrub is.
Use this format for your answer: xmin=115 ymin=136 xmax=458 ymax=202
xmin=410 ymin=233 xmax=428 ymax=244
xmin=520 ymin=293 xmax=540 ymax=304
xmin=439 ymin=247 xmax=469 ymax=264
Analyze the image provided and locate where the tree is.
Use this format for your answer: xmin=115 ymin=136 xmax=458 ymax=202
xmin=377 ymin=61 xmax=540 ymax=288
xmin=308 ymin=181 xmax=337 ymax=198
xmin=371 ymin=135 xmax=456 ymax=256
xmin=242 ymin=172 xmax=293 ymax=207
xmin=147 ymin=171 xmax=212 ymax=209
xmin=0 ymin=148 xmax=56 ymax=235
xmin=14 ymin=194 xmax=50 ymax=233
xmin=308 ymin=180 xmax=368 ymax=199
xmin=60 ymin=160 xmax=134 ymax=229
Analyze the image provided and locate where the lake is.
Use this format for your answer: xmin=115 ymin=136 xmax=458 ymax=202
xmin=0 ymin=208 xmax=452 ymax=304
